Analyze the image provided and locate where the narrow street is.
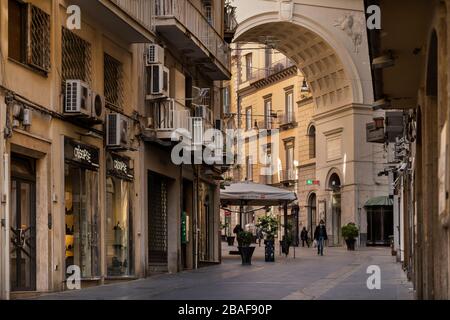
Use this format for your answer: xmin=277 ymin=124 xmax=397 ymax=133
xmin=35 ymin=244 xmax=413 ymax=300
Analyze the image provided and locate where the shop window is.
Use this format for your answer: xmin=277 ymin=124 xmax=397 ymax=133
xmin=106 ymin=176 xmax=133 ymax=276
xmin=8 ymin=0 xmax=50 ymax=72
xmin=104 ymin=53 xmax=124 ymax=109
xmin=62 ymin=27 xmax=92 ymax=84
xmin=65 ymin=164 xmax=100 ymax=278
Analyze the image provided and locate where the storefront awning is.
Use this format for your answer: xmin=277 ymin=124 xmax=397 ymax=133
xmin=364 ymin=196 xmax=394 ymax=207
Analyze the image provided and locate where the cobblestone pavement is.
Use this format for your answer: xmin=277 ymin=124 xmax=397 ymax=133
xmin=34 ymin=243 xmax=414 ymax=300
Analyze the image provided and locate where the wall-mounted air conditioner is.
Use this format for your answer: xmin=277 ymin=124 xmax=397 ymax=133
xmin=90 ymin=91 xmax=105 ymax=123
xmin=106 ymin=113 xmax=130 ymax=149
xmin=146 ymin=64 xmax=170 ymax=99
xmin=194 ymin=104 xmax=212 ymax=123
xmin=64 ymin=80 xmax=91 ymax=116
xmin=145 ymin=44 xmax=164 ymax=66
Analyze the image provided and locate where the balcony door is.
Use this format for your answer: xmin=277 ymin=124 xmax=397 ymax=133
xmin=10 ymin=154 xmax=36 ymax=291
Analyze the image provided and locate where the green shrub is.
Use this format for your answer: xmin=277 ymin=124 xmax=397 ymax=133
xmin=237 ymin=231 xmax=254 ymax=247
xmin=256 ymin=215 xmax=279 ymax=241
xmin=342 ymin=223 xmax=359 ymax=240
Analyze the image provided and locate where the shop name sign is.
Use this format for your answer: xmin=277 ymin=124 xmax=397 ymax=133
xmin=74 ymin=146 xmax=92 ymax=163
xmin=65 ymin=138 xmax=100 ymax=168
xmin=108 ymin=153 xmax=133 ymax=180
xmin=114 ymin=159 xmax=128 ymax=174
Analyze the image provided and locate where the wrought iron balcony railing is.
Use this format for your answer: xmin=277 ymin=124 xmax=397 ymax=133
xmin=154 ymin=0 xmax=230 ymax=77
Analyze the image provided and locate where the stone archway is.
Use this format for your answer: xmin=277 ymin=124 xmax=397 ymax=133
xmin=234 ymin=0 xmax=374 ymax=109
xmin=233 ymin=1 xmax=387 ymax=246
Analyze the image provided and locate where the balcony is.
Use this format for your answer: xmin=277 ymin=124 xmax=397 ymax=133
xmin=154 ymin=0 xmax=231 ymax=80
xmin=71 ymin=0 xmax=153 ymax=43
xmin=259 ymin=174 xmax=274 ymax=185
xmin=279 ymin=169 xmax=296 ymax=184
xmin=250 ymin=57 xmax=296 ymax=84
xmin=151 ymin=100 xmax=190 ymax=140
xmin=257 ymin=119 xmax=277 ymax=131
xmin=279 ymin=112 xmax=297 ymax=128
xmin=224 ymin=3 xmax=238 ymax=43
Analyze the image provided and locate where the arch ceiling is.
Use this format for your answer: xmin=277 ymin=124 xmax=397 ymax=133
xmin=233 ymin=2 xmax=373 ymax=109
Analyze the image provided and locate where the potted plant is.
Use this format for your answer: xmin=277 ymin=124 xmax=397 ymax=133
xmin=237 ymin=231 xmax=255 ymax=265
xmin=342 ymin=222 xmax=359 ymax=250
xmin=257 ymin=215 xmax=278 ymax=262
xmin=280 ymin=222 xmax=294 ymax=256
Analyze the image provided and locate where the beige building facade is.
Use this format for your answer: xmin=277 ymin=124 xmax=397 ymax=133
xmin=223 ymin=0 xmax=390 ymax=247
xmin=0 ymin=0 xmax=231 ymax=299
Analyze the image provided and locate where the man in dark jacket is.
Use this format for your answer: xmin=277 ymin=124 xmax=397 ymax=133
xmin=300 ymin=227 xmax=309 ymax=247
xmin=314 ymin=220 xmax=328 ymax=256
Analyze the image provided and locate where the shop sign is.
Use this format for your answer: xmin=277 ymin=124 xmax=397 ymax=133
xmin=107 ymin=153 xmax=134 ymax=180
xmin=64 ymin=137 xmax=99 ymax=168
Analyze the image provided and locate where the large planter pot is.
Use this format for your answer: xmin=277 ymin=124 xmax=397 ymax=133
xmin=264 ymin=240 xmax=275 ymax=262
xmin=238 ymin=246 xmax=255 ymax=265
xmin=345 ymin=238 xmax=356 ymax=251
xmin=280 ymin=240 xmax=291 ymax=256
xmin=226 ymin=236 xmax=235 ymax=246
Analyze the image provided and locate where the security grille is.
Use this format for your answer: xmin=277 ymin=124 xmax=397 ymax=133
xmin=29 ymin=5 xmax=50 ymax=71
xmin=104 ymin=54 xmax=124 ymax=108
xmin=148 ymin=174 xmax=168 ymax=264
xmin=61 ymin=28 xmax=92 ymax=84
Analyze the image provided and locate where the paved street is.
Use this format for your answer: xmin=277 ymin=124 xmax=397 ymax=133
xmin=35 ymin=243 xmax=413 ymax=300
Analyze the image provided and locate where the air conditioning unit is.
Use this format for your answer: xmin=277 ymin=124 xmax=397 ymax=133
xmin=64 ymin=80 xmax=91 ymax=116
xmin=90 ymin=91 xmax=105 ymax=122
xmin=146 ymin=64 xmax=170 ymax=99
xmin=106 ymin=113 xmax=130 ymax=149
xmin=194 ymin=104 xmax=212 ymax=123
xmin=145 ymin=44 xmax=164 ymax=66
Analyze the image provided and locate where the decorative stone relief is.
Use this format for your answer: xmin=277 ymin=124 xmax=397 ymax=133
xmin=279 ymin=1 xmax=294 ymax=21
xmin=334 ymin=13 xmax=364 ymax=53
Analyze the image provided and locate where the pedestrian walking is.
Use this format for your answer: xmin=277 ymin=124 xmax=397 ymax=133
xmin=300 ymin=227 xmax=309 ymax=247
xmin=256 ymin=227 xmax=264 ymax=247
xmin=314 ymin=220 xmax=328 ymax=256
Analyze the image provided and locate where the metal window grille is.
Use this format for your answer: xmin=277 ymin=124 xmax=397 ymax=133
xmin=62 ymin=28 xmax=92 ymax=84
xmin=104 ymin=54 xmax=124 ymax=108
xmin=29 ymin=5 xmax=50 ymax=72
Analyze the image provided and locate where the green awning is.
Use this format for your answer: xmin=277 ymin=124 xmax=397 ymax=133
xmin=364 ymin=196 xmax=394 ymax=207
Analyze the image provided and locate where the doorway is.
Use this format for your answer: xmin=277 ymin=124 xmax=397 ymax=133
xmin=307 ymin=193 xmax=317 ymax=237
xmin=367 ymin=206 xmax=394 ymax=246
xmin=148 ymin=172 xmax=168 ymax=266
xmin=10 ymin=154 xmax=36 ymax=291
xmin=329 ymin=173 xmax=341 ymax=245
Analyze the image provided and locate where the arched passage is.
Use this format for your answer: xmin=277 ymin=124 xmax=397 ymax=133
xmin=234 ymin=7 xmax=372 ymax=109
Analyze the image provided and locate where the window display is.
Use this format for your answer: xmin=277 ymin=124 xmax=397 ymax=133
xmin=64 ymin=138 xmax=100 ymax=279
xmin=106 ymin=153 xmax=134 ymax=276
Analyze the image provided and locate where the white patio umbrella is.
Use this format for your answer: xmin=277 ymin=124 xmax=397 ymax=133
xmin=221 ymin=181 xmax=297 ymax=238
xmin=220 ymin=181 xmax=297 ymax=207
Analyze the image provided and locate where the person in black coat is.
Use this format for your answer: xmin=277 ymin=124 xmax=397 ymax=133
xmin=300 ymin=227 xmax=309 ymax=247
xmin=314 ymin=220 xmax=328 ymax=256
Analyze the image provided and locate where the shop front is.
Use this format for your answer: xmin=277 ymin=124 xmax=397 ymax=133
xmin=105 ymin=153 xmax=134 ymax=277
xmin=64 ymin=138 xmax=100 ymax=280
xmin=10 ymin=154 xmax=37 ymax=292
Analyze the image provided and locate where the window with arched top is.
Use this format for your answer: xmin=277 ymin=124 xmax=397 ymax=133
xmin=308 ymin=125 xmax=316 ymax=159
